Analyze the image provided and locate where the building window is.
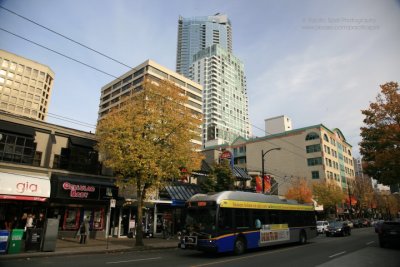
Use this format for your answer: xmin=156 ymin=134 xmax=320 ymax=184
xmin=306 ymin=144 xmax=321 ymax=153
xmin=311 ymin=171 xmax=320 ymax=179
xmin=53 ymin=154 xmax=60 ymax=168
xmin=323 ymin=134 xmax=329 ymax=142
xmin=0 ymin=131 xmax=36 ymax=165
xmin=33 ymin=151 xmax=42 ymax=166
xmin=305 ymin=132 xmax=319 ymax=141
xmin=307 ymin=157 xmax=322 ymax=166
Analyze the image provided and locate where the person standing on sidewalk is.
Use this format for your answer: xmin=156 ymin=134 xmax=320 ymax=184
xmin=77 ymin=220 xmax=90 ymax=244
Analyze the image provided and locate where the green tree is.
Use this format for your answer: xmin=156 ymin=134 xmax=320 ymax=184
xmin=198 ymin=174 xmax=217 ymax=193
xmin=360 ymin=82 xmax=400 ymax=185
xmin=312 ymin=181 xmax=345 ymax=217
xmin=96 ymin=79 xmax=202 ymax=246
xmin=212 ymin=160 xmax=236 ymax=192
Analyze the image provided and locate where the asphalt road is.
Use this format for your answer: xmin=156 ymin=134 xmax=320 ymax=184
xmin=1 ymin=228 xmax=399 ymax=267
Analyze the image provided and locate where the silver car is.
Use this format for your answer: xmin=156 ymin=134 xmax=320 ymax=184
xmin=317 ymin=221 xmax=329 ymax=234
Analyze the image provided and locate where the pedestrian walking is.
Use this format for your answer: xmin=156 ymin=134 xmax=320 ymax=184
xmin=76 ymin=220 xmax=90 ymax=244
xmin=162 ymin=218 xmax=171 ymax=239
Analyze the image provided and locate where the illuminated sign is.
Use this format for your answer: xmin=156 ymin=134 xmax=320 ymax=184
xmin=0 ymin=172 xmax=50 ymax=198
xmin=62 ymin=182 xmax=96 ymax=198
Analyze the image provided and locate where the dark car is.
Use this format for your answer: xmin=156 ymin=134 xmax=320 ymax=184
xmin=352 ymin=219 xmax=363 ymax=228
xmin=326 ymin=221 xmax=351 ymax=237
xmin=374 ymin=220 xmax=385 ymax=233
xmin=361 ymin=218 xmax=371 ymax=227
xmin=378 ymin=220 xmax=400 ymax=248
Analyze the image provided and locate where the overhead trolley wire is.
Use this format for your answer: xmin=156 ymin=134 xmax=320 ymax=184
xmin=0 ymin=6 xmax=332 ymax=167
xmin=0 ymin=5 xmax=133 ymax=70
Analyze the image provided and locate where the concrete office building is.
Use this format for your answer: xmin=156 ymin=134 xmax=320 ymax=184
xmin=0 ymin=50 xmax=54 ymax=121
xmin=98 ymin=59 xmax=203 ymax=148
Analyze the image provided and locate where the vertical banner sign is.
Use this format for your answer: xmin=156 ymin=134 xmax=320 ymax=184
xmin=256 ymin=176 xmax=262 ymax=193
xmin=255 ymin=175 xmax=271 ymax=193
xmin=264 ymin=175 xmax=271 ymax=193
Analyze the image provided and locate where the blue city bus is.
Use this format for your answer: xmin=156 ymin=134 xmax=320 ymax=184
xmin=179 ymin=191 xmax=316 ymax=255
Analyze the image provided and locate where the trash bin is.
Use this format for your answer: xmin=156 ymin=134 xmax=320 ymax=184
xmin=7 ymin=229 xmax=24 ymax=254
xmin=0 ymin=230 xmax=9 ymax=254
xmin=25 ymin=228 xmax=43 ymax=251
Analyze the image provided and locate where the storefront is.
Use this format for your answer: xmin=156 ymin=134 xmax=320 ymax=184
xmin=48 ymin=174 xmax=117 ymax=238
xmin=0 ymin=171 xmax=50 ymax=231
xmin=157 ymin=182 xmax=203 ymax=236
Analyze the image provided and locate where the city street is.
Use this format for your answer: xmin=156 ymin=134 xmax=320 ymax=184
xmin=1 ymin=228 xmax=399 ymax=267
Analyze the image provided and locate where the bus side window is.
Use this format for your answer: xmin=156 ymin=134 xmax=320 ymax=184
xmin=218 ymin=208 xmax=233 ymax=229
xmin=234 ymin=209 xmax=250 ymax=229
xmin=270 ymin=211 xmax=278 ymax=224
xmin=253 ymin=210 xmax=265 ymax=227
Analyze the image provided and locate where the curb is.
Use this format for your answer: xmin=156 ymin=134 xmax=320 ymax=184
xmin=0 ymin=244 xmax=178 ymax=260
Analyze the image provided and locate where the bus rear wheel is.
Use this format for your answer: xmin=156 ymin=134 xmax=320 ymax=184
xmin=299 ymin=231 xmax=307 ymax=245
xmin=234 ymin=237 xmax=246 ymax=255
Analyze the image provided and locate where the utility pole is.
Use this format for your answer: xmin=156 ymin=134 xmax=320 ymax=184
xmin=261 ymin=148 xmax=281 ymax=194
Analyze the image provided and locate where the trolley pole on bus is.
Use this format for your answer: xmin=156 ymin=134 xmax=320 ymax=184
xmin=261 ymin=148 xmax=281 ymax=194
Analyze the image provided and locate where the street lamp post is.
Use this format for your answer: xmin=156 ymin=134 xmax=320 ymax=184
xmin=261 ymin=148 xmax=281 ymax=194
xmin=347 ymin=179 xmax=352 ymax=219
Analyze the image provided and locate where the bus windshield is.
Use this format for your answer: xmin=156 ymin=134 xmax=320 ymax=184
xmin=185 ymin=207 xmax=217 ymax=233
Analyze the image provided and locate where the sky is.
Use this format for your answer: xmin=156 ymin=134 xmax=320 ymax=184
xmin=0 ymin=0 xmax=399 ymax=158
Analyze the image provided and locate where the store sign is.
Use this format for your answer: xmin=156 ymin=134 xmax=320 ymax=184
xmin=220 ymin=151 xmax=232 ymax=159
xmin=0 ymin=172 xmax=50 ymax=198
xmin=62 ymin=182 xmax=96 ymax=199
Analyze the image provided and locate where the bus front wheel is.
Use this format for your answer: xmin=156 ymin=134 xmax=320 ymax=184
xmin=234 ymin=237 xmax=246 ymax=255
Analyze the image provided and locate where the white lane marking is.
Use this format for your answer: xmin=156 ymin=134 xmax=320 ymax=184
xmin=106 ymin=257 xmax=161 ymax=264
xmin=329 ymin=251 xmax=346 ymax=258
xmin=366 ymin=241 xmax=375 ymax=245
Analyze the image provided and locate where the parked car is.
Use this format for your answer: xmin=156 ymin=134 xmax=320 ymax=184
xmin=316 ymin=221 xmax=329 ymax=234
xmin=378 ymin=220 xmax=400 ymax=248
xmin=344 ymin=220 xmax=354 ymax=228
xmin=326 ymin=221 xmax=351 ymax=237
xmin=352 ymin=219 xmax=363 ymax=228
xmin=361 ymin=218 xmax=371 ymax=227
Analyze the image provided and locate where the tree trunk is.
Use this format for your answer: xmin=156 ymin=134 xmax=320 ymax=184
xmin=135 ymin=185 xmax=144 ymax=246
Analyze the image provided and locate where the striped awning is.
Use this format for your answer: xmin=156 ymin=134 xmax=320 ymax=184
xmin=160 ymin=182 xmax=202 ymax=206
xmin=232 ymin=166 xmax=252 ymax=180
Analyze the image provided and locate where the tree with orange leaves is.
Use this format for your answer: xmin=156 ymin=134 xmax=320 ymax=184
xmin=96 ymin=79 xmax=202 ymax=246
xmin=284 ymin=178 xmax=313 ymax=204
xmin=360 ymin=82 xmax=400 ymax=185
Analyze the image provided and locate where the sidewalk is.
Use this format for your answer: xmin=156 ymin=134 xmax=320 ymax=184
xmin=0 ymin=236 xmax=179 ymax=260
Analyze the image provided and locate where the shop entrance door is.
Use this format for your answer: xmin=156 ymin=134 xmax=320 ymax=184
xmin=155 ymin=213 xmax=163 ymax=237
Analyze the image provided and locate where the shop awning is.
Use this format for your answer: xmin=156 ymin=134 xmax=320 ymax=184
xmin=232 ymin=166 xmax=252 ymax=180
xmin=0 ymin=171 xmax=50 ymax=201
xmin=69 ymin=136 xmax=97 ymax=148
xmin=160 ymin=182 xmax=202 ymax=207
xmin=0 ymin=120 xmax=35 ymax=136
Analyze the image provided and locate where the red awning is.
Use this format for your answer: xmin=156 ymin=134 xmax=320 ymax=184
xmin=0 ymin=195 xmax=47 ymax=202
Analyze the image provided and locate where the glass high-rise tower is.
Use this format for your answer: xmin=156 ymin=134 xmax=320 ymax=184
xmin=176 ymin=14 xmax=232 ymax=79
xmin=176 ymin=14 xmax=250 ymax=147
